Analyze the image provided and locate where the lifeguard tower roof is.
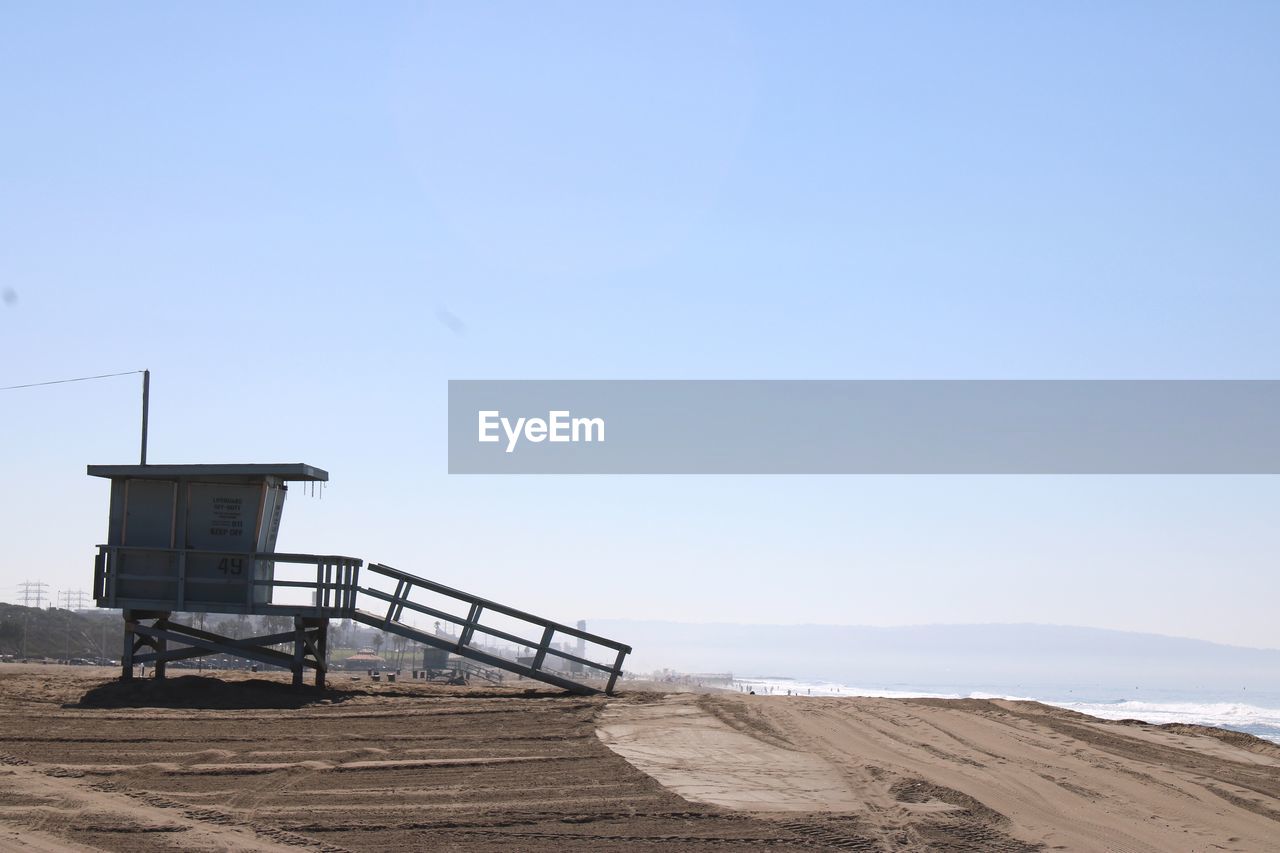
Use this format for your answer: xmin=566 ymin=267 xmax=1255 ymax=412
xmin=87 ymin=463 xmax=328 ymax=482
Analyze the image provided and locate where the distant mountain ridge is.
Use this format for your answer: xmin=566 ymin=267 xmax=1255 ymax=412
xmin=591 ymin=621 xmax=1280 ymax=692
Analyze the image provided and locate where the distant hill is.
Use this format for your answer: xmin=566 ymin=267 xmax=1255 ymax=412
xmin=0 ymin=603 xmax=119 ymax=661
xmin=591 ymin=620 xmax=1280 ymax=693
xmin=0 ymin=605 xmax=423 ymax=666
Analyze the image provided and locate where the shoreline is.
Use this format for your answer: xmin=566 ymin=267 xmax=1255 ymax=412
xmin=718 ymin=675 xmax=1280 ymax=744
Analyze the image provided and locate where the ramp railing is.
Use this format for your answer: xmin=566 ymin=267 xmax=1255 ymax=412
xmin=354 ymin=563 xmax=630 ymax=695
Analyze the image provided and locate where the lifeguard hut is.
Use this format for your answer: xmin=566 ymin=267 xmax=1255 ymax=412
xmin=90 ymin=462 xmax=632 ymax=694
xmin=90 ymin=463 xmax=360 ymax=687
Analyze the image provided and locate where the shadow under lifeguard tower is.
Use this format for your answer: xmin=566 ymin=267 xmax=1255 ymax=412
xmin=89 ymin=463 xmax=630 ymax=694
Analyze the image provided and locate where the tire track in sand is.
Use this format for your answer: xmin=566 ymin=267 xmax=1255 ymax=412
xmin=0 ymin=753 xmax=342 ymax=852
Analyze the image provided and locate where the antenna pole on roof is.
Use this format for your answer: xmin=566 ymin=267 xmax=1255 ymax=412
xmin=140 ymin=369 xmax=150 ymax=465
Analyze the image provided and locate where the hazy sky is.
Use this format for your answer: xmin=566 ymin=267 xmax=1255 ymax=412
xmin=2 ymin=3 xmax=1278 ymax=648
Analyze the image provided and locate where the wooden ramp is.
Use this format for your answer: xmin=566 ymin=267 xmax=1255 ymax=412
xmin=352 ymin=563 xmax=630 ymax=695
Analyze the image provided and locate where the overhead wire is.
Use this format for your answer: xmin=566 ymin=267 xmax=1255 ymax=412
xmin=0 ymin=370 xmax=145 ymax=391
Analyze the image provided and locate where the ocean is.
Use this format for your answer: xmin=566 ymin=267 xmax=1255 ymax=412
xmin=731 ymin=677 xmax=1280 ymax=744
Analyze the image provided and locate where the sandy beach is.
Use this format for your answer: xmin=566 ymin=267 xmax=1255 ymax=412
xmin=0 ymin=665 xmax=1276 ymax=851
xmin=600 ymin=692 xmax=1280 ymax=851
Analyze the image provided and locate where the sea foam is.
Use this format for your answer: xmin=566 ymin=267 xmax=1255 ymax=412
xmin=1044 ymin=699 xmax=1280 ymax=743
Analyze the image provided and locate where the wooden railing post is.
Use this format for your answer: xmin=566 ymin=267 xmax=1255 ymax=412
xmin=531 ymin=625 xmax=556 ymax=671
xmin=458 ymin=603 xmax=482 ymax=649
xmin=385 ymin=579 xmax=408 ymax=625
xmin=245 ymin=552 xmax=255 ymax=611
xmin=605 ymin=647 xmax=627 ymax=694
xmin=103 ymin=547 xmax=113 ymax=607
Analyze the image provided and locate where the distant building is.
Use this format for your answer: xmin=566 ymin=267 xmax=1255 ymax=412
xmin=343 ymin=648 xmax=386 ymax=669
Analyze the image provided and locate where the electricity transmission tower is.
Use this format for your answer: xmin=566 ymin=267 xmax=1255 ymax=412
xmin=58 ymin=589 xmax=90 ymax=611
xmin=18 ymin=581 xmax=48 ymax=608
xmin=55 ymin=590 xmax=93 ymax=662
xmin=17 ymin=581 xmax=49 ymax=660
